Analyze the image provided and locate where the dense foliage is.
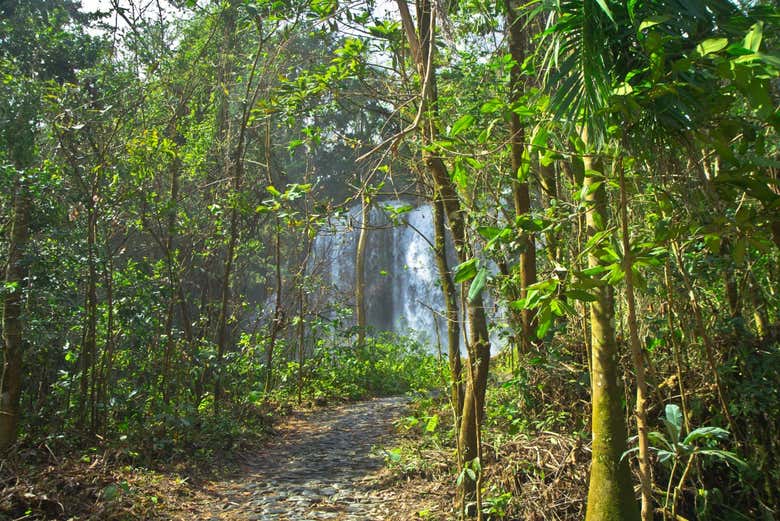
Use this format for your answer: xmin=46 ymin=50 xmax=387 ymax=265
xmin=1 ymin=0 xmax=778 ymax=519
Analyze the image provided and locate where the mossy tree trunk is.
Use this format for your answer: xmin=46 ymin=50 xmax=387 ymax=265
xmin=582 ymin=153 xmax=640 ymax=521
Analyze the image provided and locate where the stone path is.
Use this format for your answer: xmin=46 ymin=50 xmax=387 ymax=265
xmin=207 ymin=396 xmax=410 ymax=521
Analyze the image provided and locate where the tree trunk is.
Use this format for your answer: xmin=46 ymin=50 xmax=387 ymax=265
xmin=96 ymin=237 xmax=116 ymax=434
xmin=213 ymin=0 xmax=240 ymax=411
xmin=432 ymin=191 xmax=463 ymax=434
xmin=0 ymin=186 xmax=31 ymax=450
xmin=395 ymin=0 xmax=492 ymax=508
xmin=671 ymin=241 xmax=739 ymax=440
xmin=356 ymin=194 xmax=369 ymax=347
xmin=539 ymin=160 xmax=560 ymax=264
xmin=617 ymin=160 xmax=652 ymax=521
xmin=748 ymin=271 xmax=768 ymax=338
xmin=505 ymin=0 xmax=537 ymax=355
xmin=264 ymin=218 xmax=284 ymax=396
xmin=78 ymin=197 xmax=99 ymax=433
xmin=582 ymin=153 xmax=639 ymax=521
xmin=161 ymin=149 xmax=181 ymax=406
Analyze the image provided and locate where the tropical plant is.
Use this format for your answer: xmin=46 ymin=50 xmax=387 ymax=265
xmin=624 ymin=404 xmax=747 ymax=520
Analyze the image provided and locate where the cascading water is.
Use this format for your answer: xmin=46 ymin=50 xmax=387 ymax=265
xmin=310 ymin=201 xmax=502 ymax=353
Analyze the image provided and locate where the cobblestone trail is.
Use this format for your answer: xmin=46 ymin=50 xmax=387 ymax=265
xmin=208 ymin=396 xmax=409 ymax=521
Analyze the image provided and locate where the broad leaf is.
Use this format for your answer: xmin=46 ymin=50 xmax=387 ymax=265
xmin=638 ymin=15 xmax=671 ymax=32
xmin=453 ymin=259 xmax=478 ymax=283
xmin=743 ymin=21 xmax=763 ymax=52
xmin=450 ymin=114 xmax=474 ymax=137
xmin=696 ymin=38 xmax=729 ymax=57
xmin=663 ymin=404 xmax=683 ymax=444
xmin=468 ymin=268 xmax=488 ymax=302
xmin=564 ymin=289 xmax=597 ymax=302
xmin=683 ymin=426 xmax=729 ymax=445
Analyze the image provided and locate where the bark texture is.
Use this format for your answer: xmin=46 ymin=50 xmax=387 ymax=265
xmin=0 ymin=186 xmax=30 ymax=450
xmin=583 ymin=154 xmax=640 ymax=521
xmin=505 ymin=0 xmax=537 ymax=354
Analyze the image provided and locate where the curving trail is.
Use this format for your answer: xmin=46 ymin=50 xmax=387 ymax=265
xmin=205 ymin=396 xmax=411 ymax=521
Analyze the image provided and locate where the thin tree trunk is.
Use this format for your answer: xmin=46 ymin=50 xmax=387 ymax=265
xmin=663 ymin=262 xmax=692 ymax=433
xmin=264 ymin=218 xmax=283 ymax=396
xmin=432 ymin=191 xmax=463 ymax=434
xmin=539 ymin=160 xmax=560 ymax=264
xmin=96 ymin=240 xmax=116 ymax=434
xmin=505 ymin=0 xmax=537 ymax=355
xmin=617 ymin=160 xmax=652 ymax=521
xmin=671 ymin=241 xmax=740 ymax=441
xmin=297 ymin=281 xmax=306 ymax=405
xmin=0 ymin=186 xmax=31 ymax=450
xmin=78 ymin=198 xmax=99 ymax=434
xmin=395 ymin=0 xmax=491 ymax=508
xmin=212 ymin=0 xmax=239 ymax=412
xmin=297 ymin=206 xmax=312 ymax=405
xmin=356 ymin=194 xmax=369 ymax=347
xmin=161 ymin=151 xmax=181 ymax=406
xmin=748 ymin=271 xmax=768 ymax=338
xmin=263 ymin=117 xmax=284 ymax=397
xmin=582 ymin=152 xmax=639 ymax=521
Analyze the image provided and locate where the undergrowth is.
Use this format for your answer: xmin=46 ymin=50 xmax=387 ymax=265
xmin=383 ymin=330 xmax=780 ymax=520
xmin=3 ymin=331 xmax=438 ymax=520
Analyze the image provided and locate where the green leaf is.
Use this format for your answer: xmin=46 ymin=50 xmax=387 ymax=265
xmin=663 ymin=404 xmax=683 ymax=444
xmin=550 ymin=298 xmax=575 ymax=316
xmin=453 ymin=259 xmax=478 ymax=283
xmin=425 ymin=414 xmax=439 ymax=432
xmin=743 ymin=21 xmax=763 ymax=52
xmin=647 ymin=431 xmax=673 ymax=451
xmin=450 ymin=114 xmax=474 ymax=137
xmin=101 ymin=484 xmax=120 ymax=501
xmin=468 ymin=268 xmax=488 ymax=303
xmin=704 ymin=233 xmax=721 ymax=254
xmin=564 ymin=289 xmax=597 ymax=302
xmin=579 ymin=265 xmax=609 ymax=277
xmin=594 ymin=0 xmax=615 ymax=23
xmin=386 ymin=448 xmax=402 ymax=462
xmin=266 ymin=185 xmax=281 ymax=197
xmin=477 ymin=226 xmax=502 ymax=240
xmin=696 ymin=38 xmax=728 ymax=57
xmin=536 ymin=307 xmax=553 ymax=338
xmin=696 ymin=449 xmax=748 ymax=470
xmin=657 ymin=449 xmax=675 ymax=464
xmin=683 ymin=426 xmax=729 ymax=445
xmin=480 ymin=99 xmax=503 ymax=114
xmin=638 ymin=15 xmax=670 ymax=32
xmin=732 ymin=238 xmax=746 ymax=266
xmin=452 ymin=162 xmax=469 ymax=189
xmin=311 ymin=0 xmax=338 ymax=17
xmin=531 ymin=126 xmax=549 ymax=149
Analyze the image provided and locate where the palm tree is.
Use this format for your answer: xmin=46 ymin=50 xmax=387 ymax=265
xmin=533 ymin=0 xmax=760 ymax=518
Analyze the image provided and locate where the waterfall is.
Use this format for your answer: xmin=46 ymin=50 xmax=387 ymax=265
xmin=310 ymin=201 xmax=502 ymax=353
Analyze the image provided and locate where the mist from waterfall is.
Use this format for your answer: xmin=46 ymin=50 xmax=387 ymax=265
xmin=310 ymin=201 xmax=503 ymax=353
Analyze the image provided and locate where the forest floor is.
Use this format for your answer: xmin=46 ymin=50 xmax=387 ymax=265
xmin=2 ymin=396 xmax=452 ymax=521
xmin=0 ymin=397 xmax=449 ymax=521
xmin=192 ymin=395 xmax=448 ymax=521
